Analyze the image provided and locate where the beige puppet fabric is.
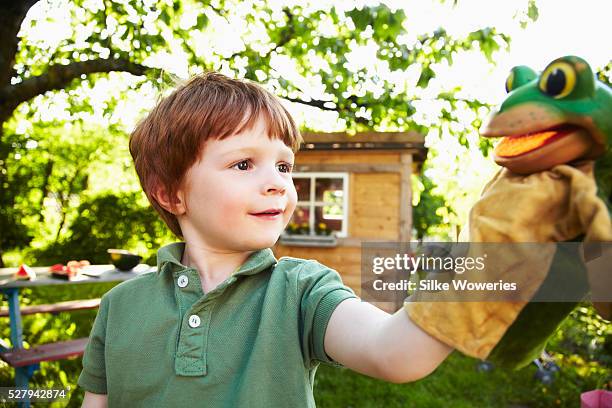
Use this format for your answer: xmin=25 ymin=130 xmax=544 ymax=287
xmin=466 ymin=161 xmax=612 ymax=243
xmin=405 ymin=160 xmax=612 ymax=359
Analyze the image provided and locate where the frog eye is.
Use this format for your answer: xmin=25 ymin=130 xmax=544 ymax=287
xmin=539 ymin=61 xmax=576 ymax=99
xmin=505 ymin=66 xmax=537 ymax=93
xmin=505 ymin=71 xmax=514 ymax=93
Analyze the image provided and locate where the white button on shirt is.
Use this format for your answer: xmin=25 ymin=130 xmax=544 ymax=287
xmin=177 ymin=275 xmax=189 ymax=288
xmin=188 ymin=315 xmax=201 ymax=328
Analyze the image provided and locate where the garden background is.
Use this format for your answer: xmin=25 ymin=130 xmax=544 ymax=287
xmin=0 ymin=0 xmax=610 ymax=406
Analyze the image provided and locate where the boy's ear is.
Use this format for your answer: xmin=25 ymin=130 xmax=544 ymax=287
xmin=152 ymin=184 xmax=187 ymax=216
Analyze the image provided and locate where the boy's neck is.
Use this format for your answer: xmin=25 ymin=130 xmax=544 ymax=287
xmin=181 ymin=242 xmax=254 ymax=294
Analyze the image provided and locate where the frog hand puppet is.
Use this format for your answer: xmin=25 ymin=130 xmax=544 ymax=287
xmin=405 ymin=56 xmax=612 ymax=369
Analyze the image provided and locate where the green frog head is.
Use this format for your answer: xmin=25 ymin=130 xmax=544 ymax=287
xmin=480 ymin=56 xmax=612 ymax=204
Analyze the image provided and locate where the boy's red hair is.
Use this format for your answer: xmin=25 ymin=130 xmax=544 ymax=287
xmin=129 ymin=72 xmax=302 ymax=237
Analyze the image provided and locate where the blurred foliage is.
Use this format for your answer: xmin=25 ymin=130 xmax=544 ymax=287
xmin=412 ymin=173 xmax=454 ymax=241
xmin=597 ymin=62 xmax=612 ymax=87
xmin=27 ymin=191 xmax=174 ymax=266
xmin=0 ymin=117 xmax=174 ymax=266
xmin=515 ymin=0 xmax=540 ymax=29
xmin=0 ymin=137 xmax=34 ymax=252
xmin=549 ymin=305 xmax=611 ymax=369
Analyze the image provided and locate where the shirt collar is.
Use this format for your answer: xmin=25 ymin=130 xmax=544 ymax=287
xmin=156 ymin=242 xmax=277 ymax=277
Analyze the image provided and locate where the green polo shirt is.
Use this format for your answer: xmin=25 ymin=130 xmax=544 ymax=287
xmin=77 ymin=242 xmax=357 ymax=407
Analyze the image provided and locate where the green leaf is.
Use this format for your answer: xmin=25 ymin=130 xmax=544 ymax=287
xmin=527 ymin=0 xmax=539 ymax=22
xmin=347 ymin=8 xmax=371 ymax=31
xmin=417 ymin=65 xmax=435 ymax=87
xmin=197 ymin=13 xmax=208 ymax=28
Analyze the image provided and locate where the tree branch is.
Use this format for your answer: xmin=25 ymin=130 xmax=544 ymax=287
xmin=54 ymin=167 xmax=81 ymax=243
xmin=284 ymin=95 xmax=369 ymax=124
xmin=284 ymin=96 xmax=338 ymax=111
xmin=0 ymin=58 xmax=153 ymax=122
xmin=3 ymin=58 xmax=150 ymax=105
xmin=0 ymin=0 xmax=39 ymax=88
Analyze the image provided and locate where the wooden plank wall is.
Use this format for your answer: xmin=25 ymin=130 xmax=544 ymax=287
xmin=350 ymin=173 xmax=399 ymax=239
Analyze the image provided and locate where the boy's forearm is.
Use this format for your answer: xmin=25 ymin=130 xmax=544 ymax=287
xmin=325 ymin=298 xmax=453 ymax=383
xmin=374 ymin=307 xmax=453 ymax=383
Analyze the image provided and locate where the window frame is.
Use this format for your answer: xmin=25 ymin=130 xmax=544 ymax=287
xmin=290 ymin=172 xmax=349 ymax=238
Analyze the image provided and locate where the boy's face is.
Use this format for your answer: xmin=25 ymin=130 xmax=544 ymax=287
xmin=176 ymin=116 xmax=297 ymax=252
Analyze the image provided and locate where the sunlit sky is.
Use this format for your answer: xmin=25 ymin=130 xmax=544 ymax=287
xmin=397 ymin=0 xmax=610 ymax=103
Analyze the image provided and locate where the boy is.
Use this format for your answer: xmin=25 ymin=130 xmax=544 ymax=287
xmin=78 ymin=72 xmax=453 ymax=407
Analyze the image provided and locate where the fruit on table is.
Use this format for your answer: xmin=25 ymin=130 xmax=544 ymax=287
xmin=50 ymin=264 xmax=65 ymax=273
xmin=49 ymin=260 xmax=90 ymax=279
xmin=14 ymin=264 xmax=36 ymax=280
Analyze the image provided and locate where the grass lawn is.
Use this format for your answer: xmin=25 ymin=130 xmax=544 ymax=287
xmin=1 ymin=283 xmax=608 ymax=407
xmin=314 ymin=350 xmax=608 ymax=407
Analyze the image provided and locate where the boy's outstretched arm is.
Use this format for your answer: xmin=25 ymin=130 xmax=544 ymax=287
xmin=324 ymin=298 xmax=453 ymax=383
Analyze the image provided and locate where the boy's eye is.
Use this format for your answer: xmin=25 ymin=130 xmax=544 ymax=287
xmin=232 ymin=160 xmax=252 ymax=171
xmin=278 ymin=162 xmax=293 ymax=173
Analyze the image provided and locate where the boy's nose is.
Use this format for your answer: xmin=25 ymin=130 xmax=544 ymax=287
xmin=261 ymin=168 xmax=287 ymax=195
xmin=263 ymin=180 xmax=286 ymax=195
xmin=265 ymin=184 xmax=286 ymax=195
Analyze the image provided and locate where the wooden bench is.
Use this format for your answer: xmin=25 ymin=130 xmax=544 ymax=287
xmin=0 ymin=298 xmax=100 ymax=368
xmin=0 ymin=338 xmax=89 ymax=367
xmin=0 ymin=298 xmax=101 ymax=317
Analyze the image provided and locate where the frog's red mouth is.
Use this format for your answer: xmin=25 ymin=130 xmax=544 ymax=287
xmin=494 ymin=125 xmax=582 ymax=158
xmin=480 ymin=103 xmax=605 ymax=174
xmin=492 ymin=124 xmax=595 ymax=174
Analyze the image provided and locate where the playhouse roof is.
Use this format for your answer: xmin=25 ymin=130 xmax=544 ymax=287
xmin=300 ymin=131 xmax=427 ymax=163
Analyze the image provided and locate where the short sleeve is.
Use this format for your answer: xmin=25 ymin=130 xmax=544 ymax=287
xmin=77 ymin=294 xmax=109 ymax=394
xmin=298 ymin=261 xmax=357 ymax=368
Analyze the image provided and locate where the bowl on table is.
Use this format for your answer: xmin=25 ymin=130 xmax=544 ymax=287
xmin=107 ymin=249 xmax=142 ymax=271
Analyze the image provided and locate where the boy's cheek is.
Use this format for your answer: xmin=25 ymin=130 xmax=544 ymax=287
xmin=284 ymin=207 xmax=296 ymax=226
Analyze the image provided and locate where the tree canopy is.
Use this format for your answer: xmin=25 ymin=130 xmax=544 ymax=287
xmin=0 ymin=0 xmax=531 ymax=266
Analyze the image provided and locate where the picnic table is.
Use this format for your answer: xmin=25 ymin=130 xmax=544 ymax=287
xmin=0 ymin=264 xmax=154 ymax=407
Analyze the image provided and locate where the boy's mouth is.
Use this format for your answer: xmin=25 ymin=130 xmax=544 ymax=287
xmin=249 ymin=208 xmax=284 ymax=219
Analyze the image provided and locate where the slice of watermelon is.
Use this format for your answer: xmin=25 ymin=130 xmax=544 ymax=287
xmin=14 ymin=264 xmax=36 ymax=280
xmin=50 ymin=264 xmax=66 ymax=273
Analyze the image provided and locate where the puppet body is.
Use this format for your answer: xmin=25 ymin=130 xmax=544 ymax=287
xmin=480 ymin=56 xmax=612 ymax=368
xmin=405 ymin=56 xmax=612 ymax=369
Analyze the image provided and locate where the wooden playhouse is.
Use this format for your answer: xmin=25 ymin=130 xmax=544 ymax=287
xmin=273 ymin=131 xmax=427 ymax=311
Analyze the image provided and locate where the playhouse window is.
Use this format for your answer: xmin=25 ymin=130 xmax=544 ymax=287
xmin=287 ymin=173 xmax=348 ymax=237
